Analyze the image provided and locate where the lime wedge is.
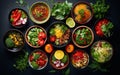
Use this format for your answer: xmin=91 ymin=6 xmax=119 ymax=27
xmin=66 ymin=17 xmax=75 ymax=28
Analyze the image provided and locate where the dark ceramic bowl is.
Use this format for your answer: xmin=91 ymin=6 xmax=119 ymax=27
xmin=9 ymin=8 xmax=28 ymax=28
xmin=3 ymin=29 xmax=25 ymax=52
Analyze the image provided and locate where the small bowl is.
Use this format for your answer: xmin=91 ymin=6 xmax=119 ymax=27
xmin=28 ymin=49 xmax=48 ymax=70
xmin=50 ymin=50 xmax=69 ymax=70
xmin=25 ymin=25 xmax=47 ymax=48
xmin=91 ymin=40 xmax=113 ymax=63
xmin=71 ymin=50 xmax=89 ymax=69
xmin=94 ymin=18 xmax=114 ymax=38
xmin=9 ymin=8 xmax=28 ymax=28
xmin=29 ymin=1 xmax=51 ymax=24
xmin=3 ymin=29 xmax=25 ymax=52
xmin=48 ymin=21 xmax=71 ymax=48
xmin=71 ymin=1 xmax=93 ymax=24
xmin=72 ymin=26 xmax=94 ymax=48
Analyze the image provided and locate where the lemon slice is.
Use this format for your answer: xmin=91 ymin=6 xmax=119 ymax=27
xmin=54 ymin=50 xmax=64 ymax=60
xmin=66 ymin=17 xmax=75 ymax=28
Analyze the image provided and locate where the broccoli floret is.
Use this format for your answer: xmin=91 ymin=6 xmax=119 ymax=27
xmin=5 ymin=38 xmax=15 ymax=48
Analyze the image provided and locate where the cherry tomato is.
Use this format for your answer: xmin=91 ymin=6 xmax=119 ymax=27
xmin=45 ymin=44 xmax=53 ymax=53
xmin=50 ymin=36 xmax=56 ymax=42
xmin=38 ymin=39 xmax=45 ymax=46
xmin=37 ymin=58 xmax=46 ymax=67
xmin=38 ymin=32 xmax=46 ymax=39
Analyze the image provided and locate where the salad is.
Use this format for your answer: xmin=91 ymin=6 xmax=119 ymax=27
xmin=51 ymin=1 xmax=72 ymax=20
xmin=50 ymin=50 xmax=69 ymax=69
xmin=49 ymin=22 xmax=71 ymax=47
xmin=9 ymin=8 xmax=28 ymax=28
xmin=72 ymin=26 xmax=94 ymax=48
xmin=91 ymin=40 xmax=113 ymax=63
xmin=25 ymin=26 xmax=47 ymax=48
xmin=71 ymin=50 xmax=89 ymax=69
xmin=29 ymin=50 xmax=48 ymax=70
xmin=95 ymin=18 xmax=114 ymax=37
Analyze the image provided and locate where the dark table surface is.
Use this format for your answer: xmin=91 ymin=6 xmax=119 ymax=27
xmin=0 ymin=0 xmax=120 ymax=75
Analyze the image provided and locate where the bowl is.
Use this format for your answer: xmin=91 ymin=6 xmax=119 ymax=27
xmin=28 ymin=49 xmax=48 ymax=70
xmin=29 ymin=1 xmax=51 ymax=24
xmin=25 ymin=25 xmax=47 ymax=48
xmin=72 ymin=26 xmax=94 ymax=48
xmin=48 ymin=21 xmax=71 ymax=48
xmin=9 ymin=8 xmax=28 ymax=28
xmin=3 ymin=29 xmax=25 ymax=52
xmin=71 ymin=50 xmax=89 ymax=69
xmin=94 ymin=18 xmax=114 ymax=38
xmin=71 ymin=1 xmax=93 ymax=24
xmin=91 ymin=40 xmax=113 ymax=63
xmin=51 ymin=1 xmax=72 ymax=20
xmin=50 ymin=50 xmax=69 ymax=70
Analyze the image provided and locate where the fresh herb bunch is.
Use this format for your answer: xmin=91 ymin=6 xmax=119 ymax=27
xmin=91 ymin=0 xmax=110 ymax=19
xmin=52 ymin=0 xmax=72 ymax=20
xmin=101 ymin=22 xmax=114 ymax=37
xmin=13 ymin=50 xmax=29 ymax=71
xmin=88 ymin=60 xmax=110 ymax=72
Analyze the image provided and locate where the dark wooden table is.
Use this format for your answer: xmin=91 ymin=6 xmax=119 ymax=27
xmin=0 ymin=0 xmax=120 ymax=75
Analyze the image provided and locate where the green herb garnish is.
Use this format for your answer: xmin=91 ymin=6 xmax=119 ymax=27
xmin=52 ymin=0 xmax=72 ymax=20
xmin=88 ymin=60 xmax=110 ymax=72
xmin=13 ymin=50 xmax=29 ymax=71
xmin=79 ymin=9 xmax=85 ymax=18
xmin=91 ymin=0 xmax=110 ymax=19
xmin=101 ymin=22 xmax=114 ymax=37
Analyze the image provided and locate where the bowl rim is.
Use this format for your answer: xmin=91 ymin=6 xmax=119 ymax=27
xmin=71 ymin=1 xmax=94 ymax=24
xmin=72 ymin=25 xmax=94 ymax=48
xmin=9 ymin=8 xmax=28 ymax=28
xmin=25 ymin=25 xmax=47 ymax=48
xmin=29 ymin=1 xmax=51 ymax=24
xmin=47 ymin=21 xmax=71 ymax=48
xmin=90 ymin=40 xmax=113 ymax=63
xmin=50 ymin=50 xmax=69 ymax=70
xmin=71 ymin=50 xmax=89 ymax=69
xmin=28 ymin=49 xmax=48 ymax=70
xmin=3 ymin=29 xmax=25 ymax=52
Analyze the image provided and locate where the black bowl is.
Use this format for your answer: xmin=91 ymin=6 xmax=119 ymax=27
xmin=47 ymin=21 xmax=71 ymax=48
xmin=3 ymin=29 xmax=25 ymax=52
xmin=94 ymin=18 xmax=114 ymax=38
xmin=9 ymin=8 xmax=28 ymax=28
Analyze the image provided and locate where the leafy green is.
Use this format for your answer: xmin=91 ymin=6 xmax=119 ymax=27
xmin=27 ymin=28 xmax=43 ymax=46
xmin=49 ymin=70 xmax=56 ymax=73
xmin=33 ymin=53 xmax=40 ymax=61
xmin=52 ymin=55 xmax=56 ymax=62
xmin=13 ymin=50 xmax=29 ymax=71
xmin=50 ymin=28 xmax=55 ymax=35
xmin=91 ymin=0 xmax=110 ymax=19
xmin=21 ymin=11 xmax=27 ymax=18
xmin=101 ymin=22 xmax=114 ymax=37
xmin=61 ymin=55 xmax=68 ymax=63
xmin=31 ymin=61 xmax=39 ymax=69
xmin=16 ymin=0 xmax=27 ymax=7
xmin=52 ymin=0 xmax=72 ymax=20
xmin=88 ymin=60 xmax=109 ymax=72
xmin=75 ymin=28 xmax=92 ymax=45
xmin=5 ymin=38 xmax=15 ymax=48
xmin=79 ymin=9 xmax=85 ymax=19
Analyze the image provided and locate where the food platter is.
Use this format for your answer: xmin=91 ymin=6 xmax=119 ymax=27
xmin=0 ymin=0 xmax=119 ymax=75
